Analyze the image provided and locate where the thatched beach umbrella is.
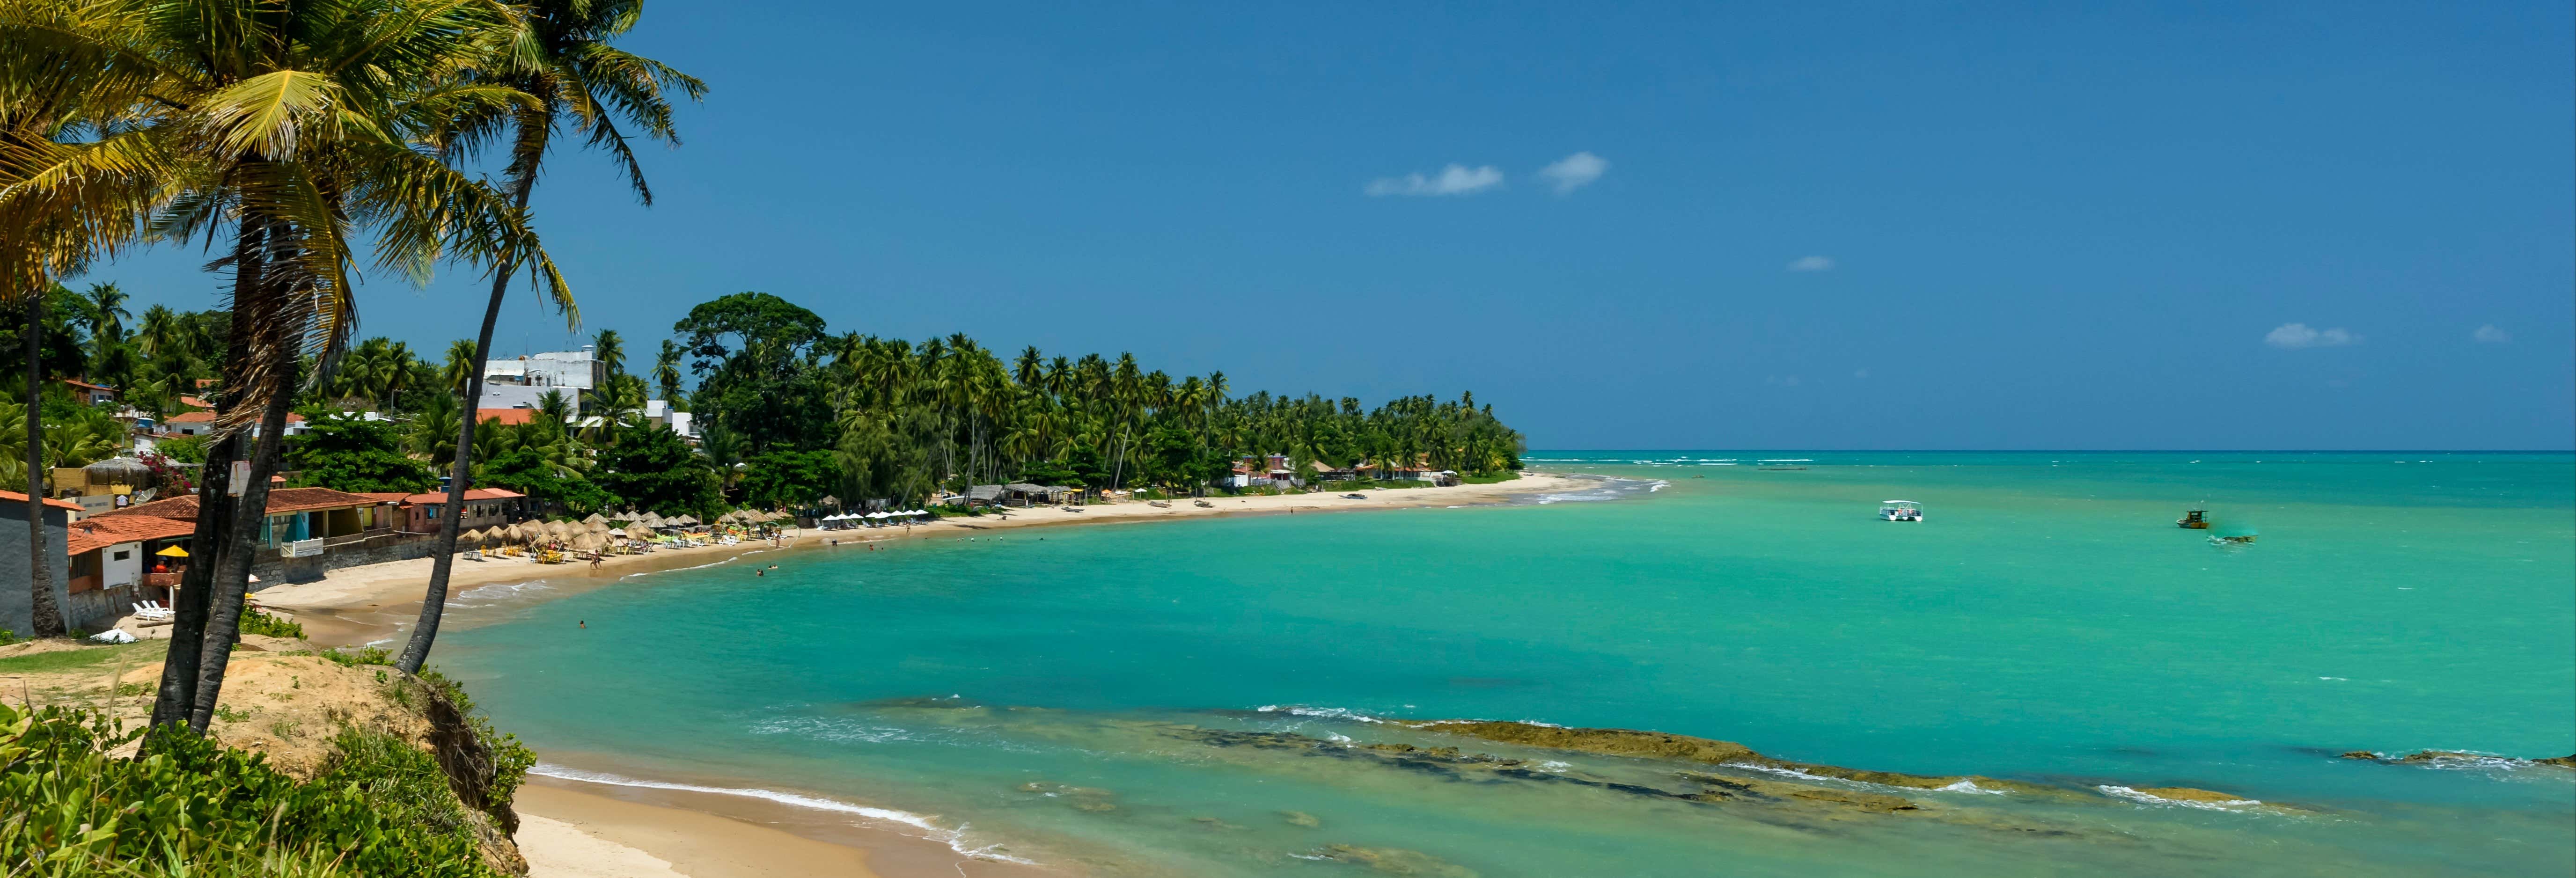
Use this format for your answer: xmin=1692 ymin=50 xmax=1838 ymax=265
xmin=583 ymin=512 xmax=607 ymax=525
xmin=456 ymin=529 xmax=484 ymax=545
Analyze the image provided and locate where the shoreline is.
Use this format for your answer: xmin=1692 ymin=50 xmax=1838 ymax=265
xmin=245 ymin=472 xmax=1588 ymax=878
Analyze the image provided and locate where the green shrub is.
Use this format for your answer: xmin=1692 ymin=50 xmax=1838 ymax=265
xmin=240 ymin=607 xmax=306 ymax=639
xmin=319 ymin=646 xmax=393 ymax=667
xmin=0 ymin=703 xmax=502 ymax=877
xmin=415 ymin=669 xmax=537 ymax=813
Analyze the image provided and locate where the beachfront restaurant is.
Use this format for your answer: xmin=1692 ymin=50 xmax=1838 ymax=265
xmin=63 ymin=512 xmax=198 ymax=629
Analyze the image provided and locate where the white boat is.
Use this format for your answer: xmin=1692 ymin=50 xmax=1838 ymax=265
xmin=1878 ymin=500 xmax=1923 ymax=522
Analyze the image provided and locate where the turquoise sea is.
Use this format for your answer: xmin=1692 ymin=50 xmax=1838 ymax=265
xmin=437 ymin=452 xmax=2576 ymax=876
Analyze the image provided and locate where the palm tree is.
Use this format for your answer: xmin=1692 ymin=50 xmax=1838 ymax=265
xmin=592 ymin=327 xmax=624 ymax=377
xmin=652 ymin=338 xmax=685 ymax=403
xmin=400 ymin=0 xmax=701 ymax=674
xmin=441 ymin=338 xmax=480 ymax=400
xmin=16 ymin=0 xmax=575 ymax=733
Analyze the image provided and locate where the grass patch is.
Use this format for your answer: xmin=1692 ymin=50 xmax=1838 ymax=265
xmin=0 ymin=641 xmax=156 ymax=674
xmin=1460 ymin=470 xmax=1522 ymax=484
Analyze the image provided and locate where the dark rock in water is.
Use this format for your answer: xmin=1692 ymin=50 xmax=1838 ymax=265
xmin=1786 ymin=787 xmax=1918 ymax=813
xmin=2338 ymin=750 xmax=2381 ymax=761
xmin=1308 ymin=844 xmax=1479 ymax=877
xmin=1281 ymin=810 xmax=1322 ymax=828
xmin=1412 ymin=719 xmax=2053 ymax=795
xmin=1413 ymin=721 xmax=1761 ymax=763
xmin=2128 ymin=787 xmax=2253 ymax=804
xmin=2383 ymin=749 xmax=2576 ymax=769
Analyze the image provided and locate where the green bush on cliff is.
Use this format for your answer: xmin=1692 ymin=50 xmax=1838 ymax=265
xmin=0 ymin=704 xmax=503 ymax=877
xmin=417 ymin=668 xmax=537 ymax=813
xmin=240 ymin=607 xmax=306 ymax=639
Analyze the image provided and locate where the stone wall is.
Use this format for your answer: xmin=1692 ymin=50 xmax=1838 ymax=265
xmin=247 ymin=531 xmax=438 ymax=593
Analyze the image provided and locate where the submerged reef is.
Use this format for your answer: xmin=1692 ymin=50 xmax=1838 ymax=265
xmin=2341 ymin=749 xmax=2576 ymax=769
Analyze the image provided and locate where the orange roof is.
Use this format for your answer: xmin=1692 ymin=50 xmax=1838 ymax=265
xmin=356 ymin=492 xmax=413 ymax=505
xmin=477 ymin=408 xmax=539 ymax=425
xmin=66 ymin=514 xmax=196 ymax=556
xmin=159 ymin=410 xmax=304 ymax=426
xmin=60 ymin=378 xmax=115 ymax=393
xmin=398 ymin=488 xmax=524 ymax=505
xmin=0 ymin=489 xmax=86 ymax=512
xmin=99 ymin=487 xmax=383 ymax=521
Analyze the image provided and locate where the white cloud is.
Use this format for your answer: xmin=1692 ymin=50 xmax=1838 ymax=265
xmin=2264 ymin=323 xmax=2361 ymax=350
xmin=1787 ymin=256 xmax=1834 ymax=272
xmin=1536 ymin=152 xmax=1608 ymax=194
xmin=1365 ymin=164 xmax=1504 ymax=197
xmin=2473 ymin=324 xmax=2510 ymax=344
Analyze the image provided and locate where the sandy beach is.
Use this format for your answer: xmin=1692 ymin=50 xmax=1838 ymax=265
xmin=239 ymin=473 xmax=1583 ymax=878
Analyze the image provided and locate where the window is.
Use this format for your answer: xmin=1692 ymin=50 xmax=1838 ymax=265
xmin=112 ymin=550 xmax=130 ymax=561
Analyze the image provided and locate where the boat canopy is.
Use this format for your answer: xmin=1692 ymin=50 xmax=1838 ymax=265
xmin=1882 ymin=500 xmax=1918 ymax=505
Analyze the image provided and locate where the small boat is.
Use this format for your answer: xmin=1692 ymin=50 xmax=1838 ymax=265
xmin=1878 ymin=501 xmax=1923 ymax=522
xmin=2178 ymin=509 xmax=2210 ymax=529
xmin=2215 ymin=534 xmax=2256 ymax=544
xmin=1341 ymin=493 xmax=1369 ymax=499
xmin=1193 ymin=499 xmax=1213 ymax=507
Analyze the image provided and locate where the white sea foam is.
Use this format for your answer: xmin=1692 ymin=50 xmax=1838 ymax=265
xmin=1537 ymin=761 xmax=1571 ymax=772
xmin=1935 ymin=779 xmax=2008 ymax=795
xmin=749 ymin=715 xmax=913 ymax=744
xmin=1647 ymin=481 xmax=1670 ymax=492
xmin=2095 ymin=785 xmax=2261 ymax=811
xmin=624 ymin=555 xmax=743 ymax=579
xmin=453 ymin=580 xmax=554 ymax=606
xmin=1255 ymin=705 xmax=1391 ymax=724
xmin=529 ymin=763 xmax=1037 ymax=863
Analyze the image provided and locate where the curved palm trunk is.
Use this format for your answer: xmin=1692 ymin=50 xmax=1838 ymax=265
xmin=149 ymin=221 xmax=264 ymax=729
xmin=23 ymin=297 xmax=62 ymax=637
xmin=398 ymin=161 xmax=534 ymax=673
xmin=396 ymin=263 xmax=508 ymax=673
xmin=187 ymin=377 xmax=293 ymax=731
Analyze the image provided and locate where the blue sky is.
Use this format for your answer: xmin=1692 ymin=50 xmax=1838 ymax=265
xmin=97 ymin=2 xmax=2574 ymax=449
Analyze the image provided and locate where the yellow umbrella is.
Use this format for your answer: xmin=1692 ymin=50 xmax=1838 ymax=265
xmin=155 ymin=545 xmax=190 ymax=557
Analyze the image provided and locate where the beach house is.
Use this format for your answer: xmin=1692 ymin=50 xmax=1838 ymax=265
xmin=388 ymin=487 xmax=527 ymax=533
xmin=63 ymin=512 xmax=197 ymax=630
xmin=94 ymin=487 xmax=409 ymax=585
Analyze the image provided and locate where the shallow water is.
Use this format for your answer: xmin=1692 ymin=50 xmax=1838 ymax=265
xmin=440 ymin=452 xmax=2576 ymax=876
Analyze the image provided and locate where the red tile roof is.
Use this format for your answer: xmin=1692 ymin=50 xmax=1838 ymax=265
xmin=477 ymin=408 xmax=539 ymax=425
xmin=97 ymin=487 xmax=384 ymax=522
xmin=66 ymin=514 xmax=197 ymax=556
xmin=398 ymin=488 xmax=524 ymax=505
xmin=162 ymin=410 xmax=307 ymax=425
xmin=0 ymin=489 xmax=87 ymax=512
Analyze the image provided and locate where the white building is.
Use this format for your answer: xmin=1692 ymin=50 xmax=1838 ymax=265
xmin=480 ymin=383 xmax=574 ymax=415
xmin=484 ymin=347 xmax=604 ymax=392
xmin=644 ymin=399 xmax=696 ymax=437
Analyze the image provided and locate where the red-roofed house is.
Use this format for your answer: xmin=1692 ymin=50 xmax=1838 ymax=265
xmin=396 ymin=487 xmax=526 ymax=533
xmin=60 ymin=379 xmax=119 ymax=406
xmin=100 ymin=487 xmax=407 ymax=587
xmin=63 ymin=513 xmax=199 ymax=626
xmin=476 ymin=408 xmax=541 ymax=426
xmin=160 ymin=410 xmax=308 ymax=437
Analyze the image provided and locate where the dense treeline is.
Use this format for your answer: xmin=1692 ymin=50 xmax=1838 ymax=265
xmin=669 ymin=292 xmax=1527 ymax=509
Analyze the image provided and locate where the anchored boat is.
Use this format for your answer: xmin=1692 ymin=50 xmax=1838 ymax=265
xmin=1879 ymin=500 xmax=1923 ymax=522
xmin=2178 ymin=508 xmax=2210 ymax=529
